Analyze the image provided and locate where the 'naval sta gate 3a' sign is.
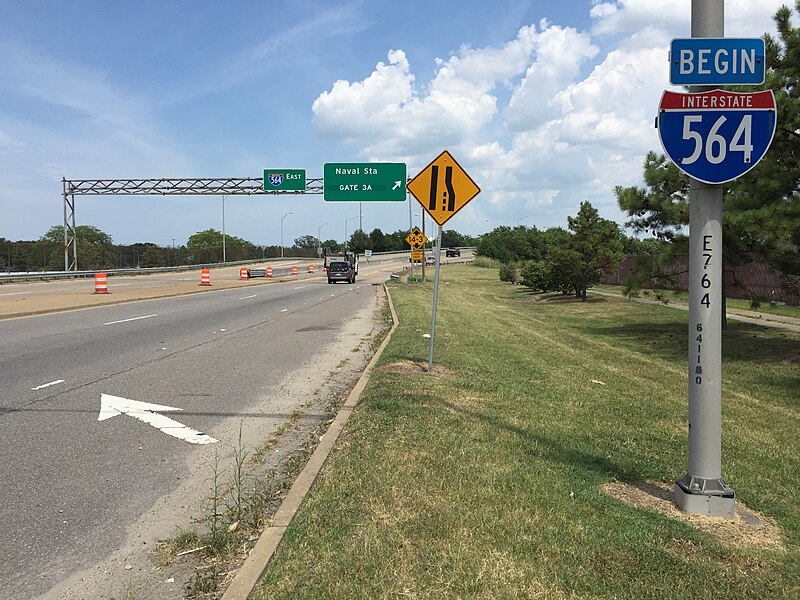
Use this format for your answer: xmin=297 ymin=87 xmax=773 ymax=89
xmin=323 ymin=163 xmax=407 ymax=201
xmin=657 ymin=89 xmax=776 ymax=185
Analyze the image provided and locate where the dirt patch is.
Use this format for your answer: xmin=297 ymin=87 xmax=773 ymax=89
xmin=375 ymin=359 xmax=456 ymax=377
xmin=602 ymin=480 xmax=785 ymax=550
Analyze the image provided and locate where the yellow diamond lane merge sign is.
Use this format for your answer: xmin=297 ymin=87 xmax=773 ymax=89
xmin=405 ymin=226 xmax=428 ymax=250
xmin=407 ymin=150 xmax=481 ymax=227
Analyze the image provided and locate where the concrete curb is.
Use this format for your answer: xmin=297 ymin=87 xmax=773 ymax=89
xmin=221 ymin=283 xmax=399 ymax=600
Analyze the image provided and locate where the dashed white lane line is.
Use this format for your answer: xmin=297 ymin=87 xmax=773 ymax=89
xmin=31 ymin=379 xmax=65 ymax=391
xmin=280 ymin=309 xmax=288 ymax=312
xmin=104 ymin=314 xmax=158 ymax=326
xmin=0 ymin=291 xmax=28 ymax=296
xmin=239 ymin=295 xmax=257 ymax=300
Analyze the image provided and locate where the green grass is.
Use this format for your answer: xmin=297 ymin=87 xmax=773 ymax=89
xmin=255 ymin=266 xmax=800 ymax=599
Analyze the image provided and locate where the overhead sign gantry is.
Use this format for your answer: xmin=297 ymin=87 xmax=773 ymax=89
xmin=61 ymin=176 xmax=323 ymax=271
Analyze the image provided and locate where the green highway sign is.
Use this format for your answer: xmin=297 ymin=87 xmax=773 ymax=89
xmin=263 ymin=169 xmax=306 ymax=191
xmin=324 ymin=163 xmax=407 ymax=201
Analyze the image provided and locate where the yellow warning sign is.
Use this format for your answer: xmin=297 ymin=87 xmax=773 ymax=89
xmin=411 ymin=250 xmax=423 ymax=262
xmin=405 ymin=226 xmax=428 ymax=250
xmin=407 ymin=150 xmax=481 ymax=227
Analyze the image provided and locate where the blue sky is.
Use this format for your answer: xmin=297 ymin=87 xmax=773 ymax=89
xmin=0 ymin=1 xmax=785 ymax=246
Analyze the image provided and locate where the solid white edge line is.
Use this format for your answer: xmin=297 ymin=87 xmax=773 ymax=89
xmin=31 ymin=379 xmax=65 ymax=390
xmin=104 ymin=314 xmax=158 ymax=326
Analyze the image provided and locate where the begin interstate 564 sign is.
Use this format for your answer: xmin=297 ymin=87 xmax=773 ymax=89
xmin=657 ymin=89 xmax=776 ymax=185
xmin=669 ymin=37 xmax=765 ymax=86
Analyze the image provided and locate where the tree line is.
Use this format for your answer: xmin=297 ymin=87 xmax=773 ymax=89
xmin=477 ymin=202 xmax=660 ymax=301
xmin=1 ymin=225 xmax=479 ymax=272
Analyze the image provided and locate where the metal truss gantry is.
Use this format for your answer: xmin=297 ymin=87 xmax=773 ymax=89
xmin=62 ymin=177 xmax=323 ymax=271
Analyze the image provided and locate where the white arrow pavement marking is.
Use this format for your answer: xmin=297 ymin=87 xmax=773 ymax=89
xmin=31 ymin=379 xmax=65 ymax=390
xmin=98 ymin=393 xmax=218 ymax=445
xmin=392 ymin=181 xmax=401 ymax=190
xmin=104 ymin=314 xmax=158 ymax=326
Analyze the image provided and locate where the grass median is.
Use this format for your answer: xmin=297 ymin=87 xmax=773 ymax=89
xmin=254 ymin=265 xmax=799 ymax=599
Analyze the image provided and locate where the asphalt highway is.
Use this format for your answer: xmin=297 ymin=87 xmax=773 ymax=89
xmin=0 ymin=273 xmax=380 ymax=598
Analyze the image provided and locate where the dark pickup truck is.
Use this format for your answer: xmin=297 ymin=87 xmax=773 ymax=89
xmin=445 ymin=248 xmax=461 ymax=257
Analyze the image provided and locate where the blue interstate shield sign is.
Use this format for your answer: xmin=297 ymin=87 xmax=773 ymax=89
xmin=657 ymin=90 xmax=776 ymax=184
xmin=267 ymin=173 xmax=284 ymax=187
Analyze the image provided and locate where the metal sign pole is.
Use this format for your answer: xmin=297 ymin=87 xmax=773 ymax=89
xmin=674 ymin=0 xmax=735 ymax=519
xmin=427 ymin=225 xmax=442 ymax=371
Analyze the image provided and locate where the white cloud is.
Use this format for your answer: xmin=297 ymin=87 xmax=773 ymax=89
xmin=590 ymin=0 xmax=785 ymax=38
xmin=312 ymin=25 xmax=542 ymax=159
xmin=504 ymin=22 xmax=599 ymax=129
xmin=309 ymin=2 xmax=788 ymax=232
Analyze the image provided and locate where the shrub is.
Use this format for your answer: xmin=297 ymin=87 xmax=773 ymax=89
xmin=473 ymin=256 xmax=502 ymax=269
xmin=521 ymin=260 xmax=551 ymax=292
xmin=499 ymin=262 xmax=519 ymax=284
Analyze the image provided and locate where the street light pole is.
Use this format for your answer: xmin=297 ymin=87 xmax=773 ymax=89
xmin=317 ymin=222 xmax=327 ymax=257
xmin=344 ymin=216 xmax=358 ymax=253
xmin=281 ymin=211 xmax=293 ymax=258
xmin=516 ymin=215 xmax=529 ymax=226
xmin=222 ymin=195 xmax=227 ymax=263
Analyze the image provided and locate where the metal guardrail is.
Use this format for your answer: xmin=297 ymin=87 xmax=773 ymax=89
xmin=0 ymin=259 xmax=262 ymax=284
xmin=0 ymin=249 xmax=476 ymax=284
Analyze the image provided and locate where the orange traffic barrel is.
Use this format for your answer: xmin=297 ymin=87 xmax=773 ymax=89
xmin=200 ymin=268 xmax=211 ymax=286
xmin=94 ymin=272 xmax=109 ymax=294
xmin=240 ymin=267 xmax=249 ymax=280
xmin=267 ymin=266 xmax=273 ymax=278
xmin=291 ymin=265 xmax=298 ymax=276
xmin=308 ymin=264 xmax=314 ymax=273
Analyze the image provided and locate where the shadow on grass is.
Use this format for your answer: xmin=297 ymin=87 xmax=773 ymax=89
xmin=510 ymin=287 xmax=613 ymax=304
xmin=577 ymin=318 xmax=800 ymax=405
xmin=581 ymin=318 xmax=799 ymax=366
xmin=434 ymin=397 xmax=647 ymax=484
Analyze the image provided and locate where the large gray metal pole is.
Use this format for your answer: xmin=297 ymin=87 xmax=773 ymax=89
xmin=63 ymin=178 xmax=69 ymax=271
xmin=427 ymin=225 xmax=442 ymax=371
xmin=674 ymin=0 xmax=735 ymax=519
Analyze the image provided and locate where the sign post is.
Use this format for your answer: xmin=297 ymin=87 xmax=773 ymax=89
xmin=407 ymin=150 xmax=481 ymax=371
xmin=658 ymin=0 xmax=777 ymax=519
